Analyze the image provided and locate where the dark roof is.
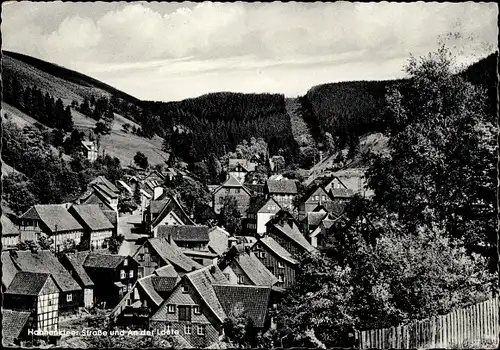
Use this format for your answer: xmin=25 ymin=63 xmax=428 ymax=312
xmin=90 ymin=176 xmax=120 ymax=194
xmin=83 ymin=252 xmax=127 ymax=269
xmin=186 ymin=265 xmax=229 ymax=322
xmin=93 ymin=183 xmax=119 ymax=199
xmin=151 ymin=276 xmax=178 ymax=293
xmin=157 ymin=225 xmax=209 ymax=243
xmin=258 ymin=237 xmax=298 ymax=265
xmin=150 ymin=200 xmax=169 ymax=215
xmin=145 ymin=238 xmax=203 ymax=273
xmin=248 ymin=196 xmax=274 ymax=213
xmin=2 ymin=251 xmax=20 ymax=288
xmin=8 ymin=250 xmax=81 ymax=292
xmin=137 ymin=276 xmax=164 ymax=307
xmin=64 ymin=252 xmax=94 ymax=287
xmin=2 ymin=310 xmax=31 ymax=345
xmin=70 ymin=204 xmax=114 ymax=231
xmin=271 ymin=221 xmax=316 ymax=253
xmin=266 ymin=179 xmax=298 ymax=194
xmin=233 ymin=252 xmax=278 ymax=286
xmin=20 ymin=205 xmax=83 ymax=233
xmin=5 ymin=272 xmax=57 ymax=296
xmin=308 ymin=212 xmax=328 ymax=227
xmin=151 ymin=196 xmax=195 ymax=228
xmin=102 ymin=210 xmax=118 ymax=226
xmin=1 ymin=215 xmax=19 ymax=236
xmin=213 ymin=284 xmax=271 ymax=328
xmin=299 ymin=185 xmax=331 ymax=203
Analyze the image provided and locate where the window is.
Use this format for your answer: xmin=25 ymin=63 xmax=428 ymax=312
xmin=193 ymin=305 xmax=201 ymax=315
xmin=223 ymin=273 xmax=230 ymax=280
xmin=179 ymin=306 xmax=192 ymax=321
xmin=181 ymin=285 xmax=189 ymax=293
xmin=278 ymin=261 xmax=284 ymax=269
xmin=120 ymin=270 xmax=126 ymax=279
xmin=237 ymin=275 xmax=245 ymax=284
xmin=123 ymin=259 xmax=128 ymax=266
xmin=184 ymin=324 xmax=192 ymax=335
xmin=128 ymin=283 xmax=132 ymax=291
xmin=129 ymin=270 xmax=134 ymax=278
xmin=167 ymin=305 xmax=176 ymax=314
xmin=151 ymin=255 xmax=157 ymax=262
xmin=197 ymin=325 xmax=206 ymax=336
xmin=66 ymin=294 xmax=72 ymax=302
xmin=321 ymin=195 xmax=326 ymax=201
xmin=260 ymin=251 xmax=266 ymax=258
xmin=314 ymin=195 xmax=319 ymax=201
xmin=126 ymin=299 xmax=131 ymax=306
xmin=144 ymin=247 xmax=149 ymax=254
xmin=278 ymin=274 xmax=284 ymax=283
xmin=236 ymin=188 xmax=240 ymax=193
xmin=139 ymin=254 xmax=144 ymax=262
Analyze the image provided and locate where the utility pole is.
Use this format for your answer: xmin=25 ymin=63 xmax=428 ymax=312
xmin=54 ymin=224 xmax=58 ymax=253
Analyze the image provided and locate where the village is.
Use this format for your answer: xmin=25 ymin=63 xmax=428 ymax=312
xmin=1 ymin=137 xmax=371 ymax=348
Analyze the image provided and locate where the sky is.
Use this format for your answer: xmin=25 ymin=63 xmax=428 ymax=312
xmin=2 ymin=1 xmax=498 ymax=102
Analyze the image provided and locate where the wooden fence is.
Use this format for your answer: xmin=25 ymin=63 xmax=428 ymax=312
xmin=359 ymin=296 xmax=499 ymax=349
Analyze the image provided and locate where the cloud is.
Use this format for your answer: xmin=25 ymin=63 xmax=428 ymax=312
xmin=1 ymin=2 xmax=497 ymax=100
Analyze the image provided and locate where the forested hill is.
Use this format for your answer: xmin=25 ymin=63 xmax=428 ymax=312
xmin=299 ymin=51 xmax=498 ymax=152
xmin=141 ymin=92 xmax=300 ymax=164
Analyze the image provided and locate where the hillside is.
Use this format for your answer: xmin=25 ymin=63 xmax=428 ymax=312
xmin=1 ymin=51 xmax=170 ymax=166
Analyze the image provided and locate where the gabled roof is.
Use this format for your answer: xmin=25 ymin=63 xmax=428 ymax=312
xmin=158 ymin=225 xmax=209 ymax=243
xmin=265 ymin=179 xmax=298 ymax=194
xmin=207 ymin=226 xmax=230 ymax=256
xmin=64 ymin=252 xmax=94 ymax=287
xmin=90 ymin=176 xmax=120 ymax=194
xmin=185 ymin=265 xmax=229 ymax=323
xmin=118 ymin=240 xmax=142 ymax=257
xmin=299 ymin=185 xmax=331 ymax=203
xmin=233 ymin=251 xmax=278 ymax=286
xmin=1 ymin=215 xmax=19 ymax=236
xmin=223 ymin=174 xmax=243 ymax=187
xmin=69 ymin=204 xmax=114 ymax=231
xmin=153 ymin=264 xmax=179 ymax=278
xmin=5 ymin=272 xmax=56 ymax=296
xmin=228 ymin=159 xmax=256 ymax=172
xmin=2 ymin=251 xmax=20 ymax=288
xmin=79 ymin=191 xmax=115 ymax=211
xmin=330 ymin=187 xmax=355 ymax=198
xmin=144 ymin=238 xmax=203 ymax=273
xmin=271 ymin=221 xmax=316 ymax=253
xmin=83 ymin=252 xmax=128 ymax=269
xmin=137 ymin=276 xmax=165 ymax=307
xmin=102 ymin=210 xmax=118 ymax=226
xmin=151 ymin=196 xmax=195 ymax=228
xmin=93 ymin=183 xmax=119 ymax=199
xmin=307 ymin=212 xmax=328 ymax=227
xmin=20 ymin=205 xmax=83 ymax=233
xmin=257 ymin=237 xmax=298 ymax=265
xmin=213 ymin=284 xmax=271 ymax=328
xmin=151 ymin=276 xmax=178 ymax=293
xmin=247 ymin=196 xmax=281 ymax=214
xmin=2 ymin=310 xmax=31 ymax=345
xmin=8 ymin=250 xmax=81 ymax=292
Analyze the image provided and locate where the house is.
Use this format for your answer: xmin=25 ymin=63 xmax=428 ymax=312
xmin=2 ymin=250 xmax=83 ymax=318
xmin=2 ymin=309 xmax=32 ymax=346
xmin=227 ymin=159 xmax=255 ymax=184
xmin=251 ymin=236 xmax=299 ymax=289
xmin=304 ymin=210 xmax=328 ymax=235
xmin=150 ymin=265 xmax=229 ymax=348
xmin=157 ymin=225 xmax=210 ymax=251
xmin=268 ymin=155 xmax=285 ymax=173
xmin=77 ymin=176 xmax=120 ymax=213
xmin=4 ymin=272 xmax=59 ymax=332
xmin=80 ymin=252 xmax=139 ymax=308
xmin=297 ymin=185 xmax=345 ymax=221
xmin=2 ymin=214 xmax=20 ymax=248
xmin=68 ymin=204 xmax=114 ymax=251
xmin=60 ymin=252 xmax=94 ymax=308
xmin=207 ymin=226 xmax=231 ymax=256
xmin=309 ymin=214 xmax=343 ymax=248
xmin=212 ymin=175 xmax=252 ymax=214
xmin=324 ymin=171 xmax=375 ymax=198
xmin=264 ymin=179 xmax=298 ymax=210
xmin=132 ymin=237 xmax=203 ymax=278
xmin=218 ymin=245 xmax=278 ymax=287
xmin=246 ymin=196 xmax=281 ymax=237
xmin=265 ymin=211 xmax=316 ymax=257
xmin=143 ymin=195 xmax=195 ymax=237
xmin=81 ymin=140 xmax=98 ymax=162
xmin=18 ymin=205 xmax=84 ymax=252
xmin=110 ymin=273 xmax=180 ymax=327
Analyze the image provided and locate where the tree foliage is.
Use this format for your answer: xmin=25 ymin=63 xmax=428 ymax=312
xmin=133 ymin=151 xmax=149 ymax=169
xmin=219 ymin=196 xmax=242 ymax=234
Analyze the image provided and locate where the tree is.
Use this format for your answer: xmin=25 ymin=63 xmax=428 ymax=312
xmin=366 ymin=45 xmax=497 ymax=270
xmin=133 ymin=184 xmax=142 ymax=205
xmin=219 ymin=196 xmax=242 ymax=234
xmin=38 ymin=235 xmax=54 ymax=251
xmin=222 ymin=303 xmax=258 ymax=348
xmin=134 ymin=152 xmax=149 ymax=170
xmin=94 ymin=121 xmax=111 ymax=135
xmin=108 ymin=235 xmax=125 ymax=254
xmin=80 ymin=97 xmax=91 ymax=116
xmin=2 ymin=173 xmax=36 ymax=216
